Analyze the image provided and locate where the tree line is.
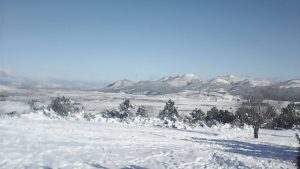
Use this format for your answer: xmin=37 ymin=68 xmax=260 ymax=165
xmin=23 ymin=95 xmax=300 ymax=169
xmin=36 ymin=96 xmax=300 ymax=139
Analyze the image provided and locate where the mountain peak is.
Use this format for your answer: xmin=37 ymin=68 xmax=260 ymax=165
xmin=162 ymin=73 xmax=200 ymax=87
xmin=210 ymin=77 xmax=230 ymax=84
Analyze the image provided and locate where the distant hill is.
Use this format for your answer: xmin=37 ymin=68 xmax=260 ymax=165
xmin=103 ymin=74 xmax=300 ymax=101
xmin=1 ymin=68 xmax=299 ymax=101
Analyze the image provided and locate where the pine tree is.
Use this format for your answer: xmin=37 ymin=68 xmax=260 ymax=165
xmin=190 ymin=108 xmax=205 ymax=126
xmin=158 ymin=99 xmax=180 ymax=122
xmin=274 ymin=102 xmax=300 ymax=129
xmin=136 ymin=105 xmax=149 ymax=118
xmin=118 ymin=99 xmax=134 ymax=120
xmin=205 ymin=107 xmax=219 ymax=126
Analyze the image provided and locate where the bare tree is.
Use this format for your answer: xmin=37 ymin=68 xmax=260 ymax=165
xmin=236 ymin=100 xmax=276 ymax=138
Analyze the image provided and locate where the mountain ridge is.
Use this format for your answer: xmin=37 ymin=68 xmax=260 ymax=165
xmin=1 ymin=68 xmax=299 ymax=93
xmin=103 ymin=73 xmax=299 ymax=97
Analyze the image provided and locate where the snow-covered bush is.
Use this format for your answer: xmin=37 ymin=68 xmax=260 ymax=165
xmin=205 ymin=107 xmax=235 ymax=126
xmin=182 ymin=115 xmax=192 ymax=125
xmin=48 ymin=96 xmax=79 ymax=117
xmin=136 ymin=105 xmax=149 ymax=118
xmin=190 ymin=108 xmax=205 ymax=127
xmin=205 ymin=107 xmax=219 ymax=126
xmin=272 ymin=102 xmax=300 ymax=129
xmin=119 ymin=99 xmax=135 ymax=120
xmin=28 ymin=99 xmax=45 ymax=111
xmin=102 ymin=99 xmax=135 ymax=121
xmin=43 ymin=109 xmax=59 ymax=119
xmin=83 ymin=112 xmax=96 ymax=121
xmin=28 ymin=99 xmax=38 ymax=111
xmin=218 ymin=109 xmax=236 ymax=124
xmin=161 ymin=119 xmax=178 ymax=128
xmin=158 ymin=99 xmax=180 ymax=122
xmin=102 ymin=109 xmax=119 ymax=118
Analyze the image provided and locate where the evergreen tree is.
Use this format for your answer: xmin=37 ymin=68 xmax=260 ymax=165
xmin=158 ymin=99 xmax=180 ymax=122
xmin=190 ymin=108 xmax=205 ymax=126
xmin=273 ymin=102 xmax=300 ymax=129
xmin=118 ymin=99 xmax=134 ymax=120
xmin=136 ymin=105 xmax=149 ymax=118
xmin=218 ymin=110 xmax=235 ymax=124
xmin=205 ymin=107 xmax=220 ymax=126
xmin=102 ymin=99 xmax=135 ymax=121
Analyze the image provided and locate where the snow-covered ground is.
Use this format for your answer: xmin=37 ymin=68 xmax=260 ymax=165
xmin=0 ymin=88 xmax=289 ymax=120
xmin=0 ymin=88 xmax=242 ymax=116
xmin=0 ymin=88 xmax=296 ymax=168
xmin=0 ymin=117 xmax=298 ymax=169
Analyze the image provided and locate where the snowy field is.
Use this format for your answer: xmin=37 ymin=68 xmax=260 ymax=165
xmin=1 ymin=86 xmax=290 ymax=117
xmin=0 ymin=88 xmax=296 ymax=168
xmin=0 ymin=87 xmax=265 ymax=116
xmin=0 ymin=117 xmax=297 ymax=169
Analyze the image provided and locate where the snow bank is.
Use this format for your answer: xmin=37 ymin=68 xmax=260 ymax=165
xmin=0 ymin=118 xmax=297 ymax=168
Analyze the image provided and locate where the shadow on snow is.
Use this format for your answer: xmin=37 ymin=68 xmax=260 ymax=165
xmin=185 ymin=137 xmax=297 ymax=162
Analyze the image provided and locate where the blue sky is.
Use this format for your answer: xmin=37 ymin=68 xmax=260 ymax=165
xmin=0 ymin=0 xmax=299 ymax=82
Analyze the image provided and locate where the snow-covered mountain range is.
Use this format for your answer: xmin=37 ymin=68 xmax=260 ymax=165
xmin=1 ymin=68 xmax=299 ymax=96
xmin=102 ymin=73 xmax=299 ymax=95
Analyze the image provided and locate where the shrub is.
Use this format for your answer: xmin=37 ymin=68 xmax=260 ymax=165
xmin=118 ymin=99 xmax=134 ymax=120
xmin=49 ymin=96 xmax=79 ymax=117
xmin=182 ymin=115 xmax=192 ymax=125
xmin=205 ymin=107 xmax=235 ymax=126
xmin=136 ymin=105 xmax=149 ymax=118
xmin=235 ymin=106 xmax=249 ymax=127
xmin=83 ymin=112 xmax=96 ymax=121
xmin=158 ymin=99 xmax=180 ymax=122
xmin=205 ymin=107 xmax=219 ymax=125
xmin=218 ymin=110 xmax=235 ymax=124
xmin=28 ymin=99 xmax=38 ymax=111
xmin=102 ymin=99 xmax=135 ymax=121
xmin=190 ymin=108 xmax=205 ymax=126
xmin=102 ymin=109 xmax=120 ymax=119
xmin=28 ymin=99 xmax=45 ymax=111
xmin=273 ymin=102 xmax=300 ymax=129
